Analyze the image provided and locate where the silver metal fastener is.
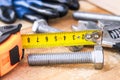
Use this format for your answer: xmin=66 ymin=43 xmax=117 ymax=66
xmin=32 ymin=19 xmax=61 ymax=33
xmin=28 ymin=45 xmax=104 ymax=70
xmin=73 ymin=11 xmax=120 ymax=22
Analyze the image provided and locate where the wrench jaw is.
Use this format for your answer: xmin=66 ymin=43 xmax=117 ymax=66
xmin=98 ymin=20 xmax=120 ymax=49
xmin=72 ymin=20 xmax=120 ymax=50
xmin=102 ymin=28 xmax=116 ymax=48
xmin=72 ymin=20 xmax=99 ymax=31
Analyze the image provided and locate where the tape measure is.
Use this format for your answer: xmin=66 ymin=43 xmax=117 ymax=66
xmin=22 ymin=30 xmax=101 ymax=48
xmin=0 ymin=25 xmax=23 ymax=77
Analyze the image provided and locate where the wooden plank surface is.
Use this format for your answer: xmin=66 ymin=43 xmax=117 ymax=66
xmin=88 ymin=0 xmax=120 ymax=15
xmin=1 ymin=1 xmax=120 ymax=80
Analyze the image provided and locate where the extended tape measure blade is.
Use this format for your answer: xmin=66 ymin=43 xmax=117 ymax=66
xmin=21 ymin=30 xmax=101 ymax=49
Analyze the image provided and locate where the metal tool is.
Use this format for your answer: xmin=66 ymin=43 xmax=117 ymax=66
xmin=72 ymin=11 xmax=120 ymax=50
xmin=72 ymin=20 xmax=99 ymax=31
xmin=98 ymin=20 xmax=120 ymax=50
xmin=73 ymin=20 xmax=120 ymax=50
xmin=28 ymin=45 xmax=104 ymax=70
xmin=73 ymin=11 xmax=120 ymax=22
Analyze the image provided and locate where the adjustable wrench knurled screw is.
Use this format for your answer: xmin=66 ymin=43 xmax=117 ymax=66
xmin=28 ymin=45 xmax=104 ymax=70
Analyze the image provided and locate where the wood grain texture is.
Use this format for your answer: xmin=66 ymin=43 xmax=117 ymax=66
xmin=1 ymin=1 xmax=120 ymax=80
xmin=88 ymin=0 xmax=120 ymax=15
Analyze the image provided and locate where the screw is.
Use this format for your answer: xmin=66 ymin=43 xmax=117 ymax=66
xmin=28 ymin=45 xmax=104 ymax=70
xmin=73 ymin=11 xmax=120 ymax=21
xmin=32 ymin=19 xmax=83 ymax=52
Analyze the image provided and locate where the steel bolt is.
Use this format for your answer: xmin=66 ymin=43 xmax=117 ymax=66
xmin=73 ymin=11 xmax=120 ymax=21
xmin=28 ymin=45 xmax=104 ymax=70
xmin=32 ymin=19 xmax=61 ymax=33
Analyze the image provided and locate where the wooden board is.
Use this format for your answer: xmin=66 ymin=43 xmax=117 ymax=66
xmin=88 ymin=0 xmax=120 ymax=15
xmin=1 ymin=1 xmax=120 ymax=80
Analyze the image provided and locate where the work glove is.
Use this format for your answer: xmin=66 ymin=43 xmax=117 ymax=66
xmin=13 ymin=0 xmax=80 ymax=22
xmin=0 ymin=0 xmax=16 ymax=23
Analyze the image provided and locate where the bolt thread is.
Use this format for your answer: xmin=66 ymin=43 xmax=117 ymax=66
xmin=28 ymin=52 xmax=93 ymax=66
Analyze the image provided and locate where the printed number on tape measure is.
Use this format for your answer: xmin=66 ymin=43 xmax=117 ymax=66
xmin=22 ymin=30 xmax=101 ymax=48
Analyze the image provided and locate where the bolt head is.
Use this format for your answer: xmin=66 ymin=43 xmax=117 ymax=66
xmin=32 ymin=20 xmax=39 ymax=32
xmin=92 ymin=45 xmax=104 ymax=70
xmin=32 ymin=19 xmax=47 ymax=32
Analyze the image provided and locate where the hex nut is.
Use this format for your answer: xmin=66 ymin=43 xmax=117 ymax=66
xmin=92 ymin=45 xmax=104 ymax=69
